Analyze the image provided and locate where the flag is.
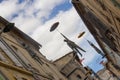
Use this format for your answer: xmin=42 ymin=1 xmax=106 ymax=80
xmin=99 ymin=60 xmax=104 ymax=65
xmin=80 ymin=58 xmax=85 ymax=63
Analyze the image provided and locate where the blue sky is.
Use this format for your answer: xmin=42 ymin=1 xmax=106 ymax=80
xmin=49 ymin=0 xmax=72 ymax=20
xmin=0 ymin=0 xmax=104 ymax=72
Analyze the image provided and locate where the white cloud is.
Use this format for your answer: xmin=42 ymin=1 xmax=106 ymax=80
xmin=34 ymin=0 xmax=65 ymax=19
xmin=0 ymin=0 xmax=18 ymax=17
xmin=0 ymin=0 xmax=101 ymax=67
xmin=30 ymin=7 xmax=97 ymax=63
xmin=0 ymin=0 xmax=66 ymax=34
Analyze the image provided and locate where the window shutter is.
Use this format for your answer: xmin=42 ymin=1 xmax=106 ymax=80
xmin=0 ymin=52 xmax=8 ymax=63
xmin=11 ymin=45 xmax=30 ymax=66
xmin=0 ymin=41 xmax=22 ymax=67
xmin=17 ymin=50 xmax=30 ymax=64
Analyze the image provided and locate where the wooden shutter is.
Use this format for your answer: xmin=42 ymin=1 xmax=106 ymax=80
xmin=11 ymin=45 xmax=30 ymax=66
xmin=0 ymin=53 xmax=8 ymax=63
xmin=0 ymin=41 xmax=22 ymax=67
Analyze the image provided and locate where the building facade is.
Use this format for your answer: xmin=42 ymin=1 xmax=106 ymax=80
xmin=1 ymin=0 xmax=120 ymax=78
xmin=94 ymin=68 xmax=118 ymax=80
xmin=0 ymin=16 xmax=67 ymax=80
xmin=72 ymin=0 xmax=120 ymax=79
xmin=54 ymin=52 xmax=93 ymax=80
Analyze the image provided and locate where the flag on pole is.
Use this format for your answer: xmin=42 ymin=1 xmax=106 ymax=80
xmin=80 ymin=58 xmax=85 ymax=63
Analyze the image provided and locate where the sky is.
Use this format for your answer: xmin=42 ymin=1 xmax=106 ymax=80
xmin=0 ymin=0 xmax=104 ymax=72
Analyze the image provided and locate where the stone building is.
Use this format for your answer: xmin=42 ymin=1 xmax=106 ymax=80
xmin=94 ymin=68 xmax=119 ymax=80
xmin=54 ymin=51 xmax=93 ymax=80
xmin=72 ymin=0 xmax=120 ymax=79
xmin=0 ymin=16 xmax=67 ymax=80
xmin=0 ymin=16 xmax=95 ymax=80
xmin=1 ymin=0 xmax=120 ymax=79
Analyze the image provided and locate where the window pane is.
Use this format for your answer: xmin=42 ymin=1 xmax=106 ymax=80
xmin=0 ymin=40 xmax=22 ymax=67
xmin=77 ymin=75 xmax=81 ymax=80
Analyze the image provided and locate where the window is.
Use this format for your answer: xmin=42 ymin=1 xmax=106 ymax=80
xmin=11 ymin=45 xmax=31 ymax=68
xmin=84 ymin=67 xmax=88 ymax=71
xmin=0 ymin=48 xmax=8 ymax=63
xmin=0 ymin=40 xmax=22 ymax=67
xmin=14 ymin=77 xmax=28 ymax=80
xmin=106 ymin=16 xmax=112 ymax=24
xmin=95 ymin=0 xmax=106 ymax=10
xmin=21 ymin=78 xmax=28 ymax=80
xmin=14 ymin=74 xmax=28 ymax=80
xmin=84 ymin=76 xmax=88 ymax=80
xmin=77 ymin=75 xmax=81 ymax=80
xmin=99 ymin=12 xmax=112 ymax=24
xmin=110 ymin=0 xmax=120 ymax=8
xmin=21 ymin=44 xmax=44 ymax=65
xmin=116 ymin=17 xmax=120 ymax=22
